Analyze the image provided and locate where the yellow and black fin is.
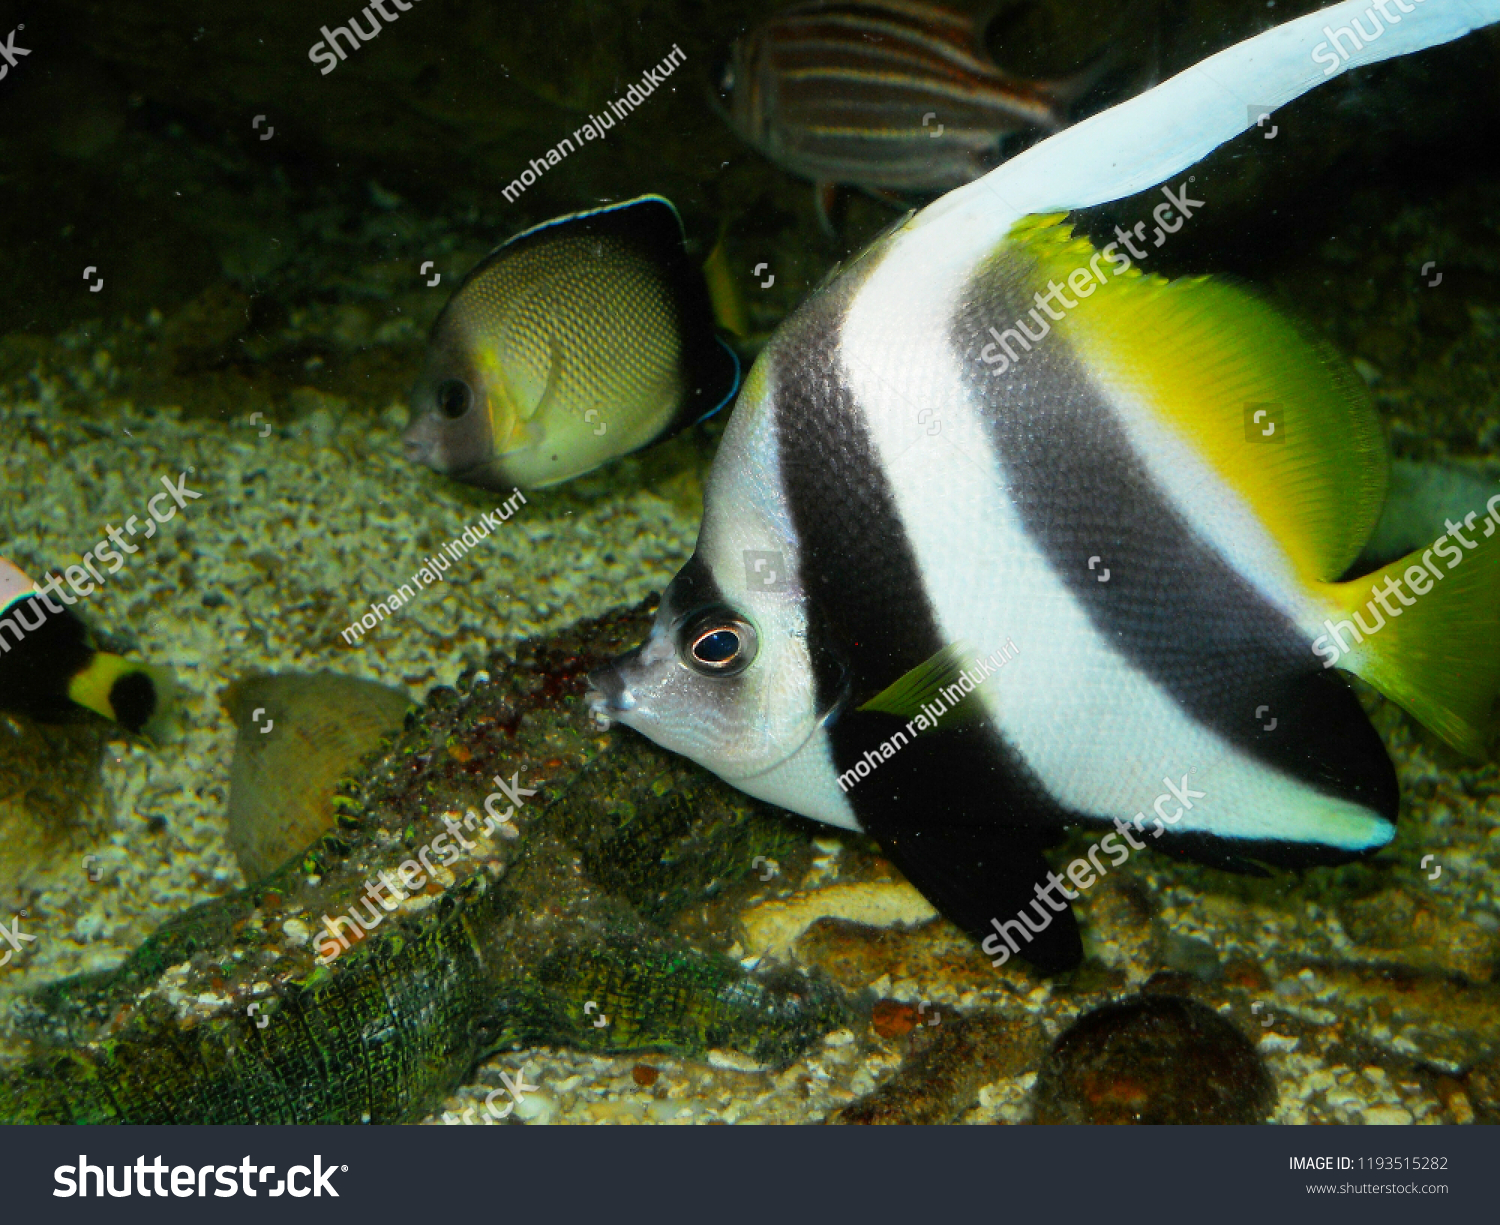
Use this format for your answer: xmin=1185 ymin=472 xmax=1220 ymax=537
xmin=1011 ymin=215 xmax=1390 ymax=588
xmin=0 ymin=590 xmax=180 ymax=742
xmin=68 ymin=652 xmax=182 ymax=743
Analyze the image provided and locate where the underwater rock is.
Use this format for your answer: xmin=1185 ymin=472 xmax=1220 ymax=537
xmin=0 ymin=601 xmax=847 ymax=1123
xmin=830 ymin=1012 xmax=1045 ymax=1125
xmin=870 ymin=999 xmax=920 ymax=1040
xmin=794 ymin=913 xmax=1017 ymax=994
xmin=1271 ymin=960 xmax=1500 ymax=1072
xmin=1337 ymin=887 xmax=1500 ymax=985
xmin=1032 ymin=994 xmax=1275 ymax=1124
xmin=738 ymin=879 xmax=938 ymax=962
xmin=1463 ymin=1056 xmax=1500 ymax=1124
xmin=1158 ymin=932 xmax=1222 ymax=981
xmin=1078 ymin=876 xmax=1162 ymax=984
xmin=222 ymin=669 xmax=413 ymax=881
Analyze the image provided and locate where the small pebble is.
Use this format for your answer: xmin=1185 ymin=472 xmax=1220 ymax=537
xmin=871 ymin=999 xmax=919 ymax=1039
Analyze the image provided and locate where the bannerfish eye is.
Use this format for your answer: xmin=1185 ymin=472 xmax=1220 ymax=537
xmin=681 ymin=610 xmax=758 ymax=677
xmin=436 ymin=378 xmax=472 ymax=420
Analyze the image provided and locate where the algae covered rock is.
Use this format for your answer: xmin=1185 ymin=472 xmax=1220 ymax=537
xmin=0 ymin=600 xmax=846 ymax=1123
xmin=830 ymin=1012 xmax=1045 ymax=1125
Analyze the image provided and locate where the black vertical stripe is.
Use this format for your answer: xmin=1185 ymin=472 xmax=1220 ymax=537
xmin=763 ymin=267 xmax=1083 ymax=971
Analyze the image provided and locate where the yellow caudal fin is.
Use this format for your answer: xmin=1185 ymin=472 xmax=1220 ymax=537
xmin=68 ymin=652 xmax=182 ymax=743
xmin=1011 ymin=215 xmax=1389 ymax=586
xmin=702 ymin=231 xmax=749 ymax=340
xmin=1314 ymin=509 xmax=1500 ymax=758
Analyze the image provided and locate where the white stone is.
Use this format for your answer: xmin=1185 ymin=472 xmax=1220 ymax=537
xmin=736 ymin=880 xmax=937 ymax=960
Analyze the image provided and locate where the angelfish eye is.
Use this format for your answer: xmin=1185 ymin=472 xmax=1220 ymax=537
xmin=714 ymin=53 xmax=736 ymax=97
xmin=681 ymin=610 xmax=758 ymax=677
xmin=436 ymin=378 xmax=472 ymax=420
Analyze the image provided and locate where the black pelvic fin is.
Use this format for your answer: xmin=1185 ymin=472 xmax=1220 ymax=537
xmin=863 ymin=818 xmax=1083 ymax=974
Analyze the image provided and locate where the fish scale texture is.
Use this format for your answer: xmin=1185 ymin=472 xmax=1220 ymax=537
xmin=455 ymin=235 xmax=684 ymax=425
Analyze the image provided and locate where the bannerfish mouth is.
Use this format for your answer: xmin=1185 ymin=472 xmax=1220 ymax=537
xmin=586 ymin=660 xmax=638 ymax=727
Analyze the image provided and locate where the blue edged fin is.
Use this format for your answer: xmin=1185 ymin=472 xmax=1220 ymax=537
xmin=494 ymin=193 xmax=687 ymax=257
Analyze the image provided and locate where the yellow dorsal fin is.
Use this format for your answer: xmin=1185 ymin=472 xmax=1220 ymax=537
xmin=702 ymin=230 xmax=749 ymax=339
xmin=1011 ymin=215 xmax=1389 ymax=584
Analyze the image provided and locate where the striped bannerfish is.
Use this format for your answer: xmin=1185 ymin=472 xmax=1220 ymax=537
xmin=716 ymin=0 xmax=1110 ymax=218
xmin=591 ymin=0 xmax=1500 ymax=974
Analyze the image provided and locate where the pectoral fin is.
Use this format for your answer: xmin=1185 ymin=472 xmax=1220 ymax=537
xmin=517 ymin=336 xmax=565 ymax=425
xmin=858 ymin=640 xmax=989 ymax=729
xmin=492 ymin=337 xmax=562 ymax=456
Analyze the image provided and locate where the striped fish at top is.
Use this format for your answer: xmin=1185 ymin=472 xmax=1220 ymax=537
xmin=595 ymin=0 xmax=1500 ymax=974
xmin=716 ymin=0 xmax=1113 ymax=215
